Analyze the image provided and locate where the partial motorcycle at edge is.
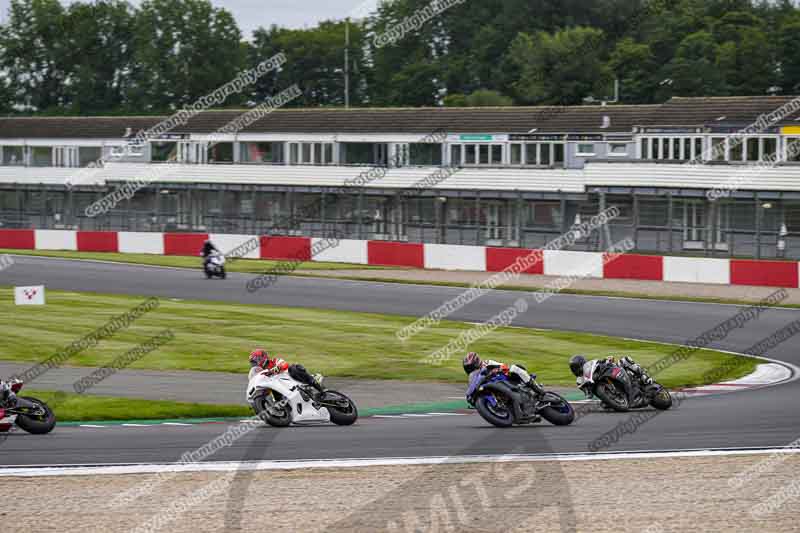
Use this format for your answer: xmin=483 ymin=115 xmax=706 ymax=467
xmin=0 ymin=380 xmax=57 ymax=435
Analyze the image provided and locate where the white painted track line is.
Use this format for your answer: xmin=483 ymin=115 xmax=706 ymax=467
xmin=4 ymin=447 xmax=800 ymax=478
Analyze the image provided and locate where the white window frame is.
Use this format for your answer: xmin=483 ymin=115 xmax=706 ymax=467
xmin=576 ymin=143 xmax=596 ymax=157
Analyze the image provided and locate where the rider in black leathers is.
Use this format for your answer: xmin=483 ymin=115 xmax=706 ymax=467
xmin=570 ymin=355 xmax=654 ymax=398
xmin=200 ymin=240 xmax=220 ymax=269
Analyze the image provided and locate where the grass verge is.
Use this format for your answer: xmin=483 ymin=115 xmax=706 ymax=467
xmin=24 ymin=389 xmax=250 ymax=422
xmin=0 ymin=248 xmax=390 ymax=272
xmin=0 ymin=288 xmax=759 ymax=389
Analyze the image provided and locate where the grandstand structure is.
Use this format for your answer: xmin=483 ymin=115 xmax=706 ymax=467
xmin=1 ymin=95 xmax=800 ymax=259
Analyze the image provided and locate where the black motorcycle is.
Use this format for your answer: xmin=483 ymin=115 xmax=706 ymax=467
xmin=466 ymin=367 xmax=575 ymax=428
xmin=580 ymin=360 xmax=672 ymax=412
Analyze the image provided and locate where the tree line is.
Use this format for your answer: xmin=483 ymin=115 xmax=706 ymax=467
xmin=1 ymin=0 xmax=799 ymax=115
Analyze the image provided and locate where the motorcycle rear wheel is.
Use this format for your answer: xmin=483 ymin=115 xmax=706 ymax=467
xmin=322 ymin=390 xmax=358 ymax=426
xmin=253 ymin=392 xmax=292 ymax=427
xmin=475 ymin=393 xmax=514 ymax=428
xmin=538 ymin=392 xmax=575 ymax=426
xmin=595 ymin=380 xmax=630 ymax=412
xmin=14 ymin=396 xmax=56 ymax=435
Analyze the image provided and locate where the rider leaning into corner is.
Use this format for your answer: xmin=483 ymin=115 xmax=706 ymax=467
xmin=248 ymin=349 xmax=324 ymax=393
xmin=462 ymin=352 xmax=536 ymax=404
xmin=568 ymin=354 xmax=654 ymax=398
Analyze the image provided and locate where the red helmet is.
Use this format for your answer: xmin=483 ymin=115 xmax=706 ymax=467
xmin=249 ymin=349 xmax=270 ymax=369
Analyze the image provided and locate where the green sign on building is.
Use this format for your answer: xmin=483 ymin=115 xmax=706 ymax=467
xmin=459 ymin=134 xmax=494 ymax=141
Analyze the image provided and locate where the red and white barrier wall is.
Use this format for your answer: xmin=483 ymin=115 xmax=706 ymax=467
xmin=2 ymin=229 xmax=799 ymax=289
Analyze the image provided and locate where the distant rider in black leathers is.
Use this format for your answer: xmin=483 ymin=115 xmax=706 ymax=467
xmin=200 ymin=239 xmax=220 ymax=269
xmin=569 ymin=355 xmax=654 ymax=398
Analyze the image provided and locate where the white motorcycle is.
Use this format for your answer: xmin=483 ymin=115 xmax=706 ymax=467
xmin=246 ymin=367 xmax=358 ymax=427
xmin=204 ymin=251 xmax=227 ymax=279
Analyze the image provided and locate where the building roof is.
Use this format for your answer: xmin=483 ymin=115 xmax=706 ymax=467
xmin=0 ymin=96 xmax=798 ymax=139
xmin=646 ymin=96 xmax=800 ymax=127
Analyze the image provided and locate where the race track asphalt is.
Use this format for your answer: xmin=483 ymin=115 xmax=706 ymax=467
xmin=1 ymin=255 xmax=800 ymax=466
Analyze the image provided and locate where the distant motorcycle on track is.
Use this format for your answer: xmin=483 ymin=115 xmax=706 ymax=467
xmin=246 ymin=366 xmax=358 ymax=427
xmin=579 ymin=359 xmax=672 ymax=412
xmin=203 ymin=251 xmax=227 ymax=279
xmin=0 ymin=380 xmax=56 ymax=435
xmin=466 ymin=367 xmax=575 ymax=428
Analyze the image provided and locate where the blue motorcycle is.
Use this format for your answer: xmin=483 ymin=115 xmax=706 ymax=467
xmin=466 ymin=368 xmax=575 ymax=428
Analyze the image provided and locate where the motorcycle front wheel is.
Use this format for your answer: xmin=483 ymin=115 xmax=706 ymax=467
xmin=595 ymin=380 xmax=630 ymax=412
xmin=649 ymin=387 xmax=673 ymax=410
xmin=538 ymin=392 xmax=575 ymax=426
xmin=253 ymin=391 xmax=292 ymax=427
xmin=321 ymin=390 xmax=358 ymax=426
xmin=475 ymin=392 xmax=514 ymax=428
xmin=14 ymin=396 xmax=56 ymax=435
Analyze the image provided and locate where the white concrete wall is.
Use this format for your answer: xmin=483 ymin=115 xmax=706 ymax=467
xmin=543 ymin=250 xmax=604 ymax=278
xmin=663 ymin=257 xmax=730 ymax=284
xmin=118 ymin=232 xmax=164 ymax=255
xmin=311 ymin=238 xmax=368 ymax=264
xmin=34 ymin=230 xmax=77 ymax=251
xmin=210 ymin=233 xmax=260 ymax=260
xmin=424 ymin=244 xmax=487 ymax=271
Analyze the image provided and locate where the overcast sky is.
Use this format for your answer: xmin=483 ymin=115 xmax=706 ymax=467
xmin=0 ymin=0 xmax=380 ymax=37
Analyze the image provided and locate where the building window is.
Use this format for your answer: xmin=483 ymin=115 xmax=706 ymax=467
xmin=409 ymin=143 xmax=442 ymax=166
xmin=301 ymin=143 xmax=312 ymax=164
xmin=2 ymin=146 xmax=24 ymax=165
xmin=31 ymin=146 xmax=53 ymax=167
xmin=450 ymin=145 xmax=462 ymax=166
xmin=207 ymin=142 xmax=233 ymax=163
xmin=79 ymin=147 xmax=102 ymax=167
xmin=554 ymin=144 xmax=565 ymax=164
xmin=151 ymin=142 xmax=178 ymax=162
xmin=478 ymin=144 xmax=490 ymax=165
xmin=763 ymin=138 xmax=777 ymax=161
xmin=788 ymin=138 xmax=800 ymax=162
xmin=539 ymin=144 xmax=551 ymax=165
xmin=525 ymin=143 xmax=538 ymax=165
xmin=746 ymin=138 xmax=759 ymax=161
xmin=711 ymin=137 xmax=726 ymax=161
xmin=240 ymin=142 xmax=284 ymax=164
xmin=730 ymin=138 xmax=744 ymax=161
xmin=491 ymin=145 xmax=503 ymax=165
xmin=341 ymin=142 xmax=385 ymax=165
xmin=464 ymin=144 xmax=477 ymax=165
xmin=609 ymin=143 xmax=628 ymax=156
xmin=576 ymin=143 xmax=595 ymax=156
xmin=510 ymin=144 xmax=522 ymax=165
xmin=290 ymin=143 xmax=299 ymax=165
